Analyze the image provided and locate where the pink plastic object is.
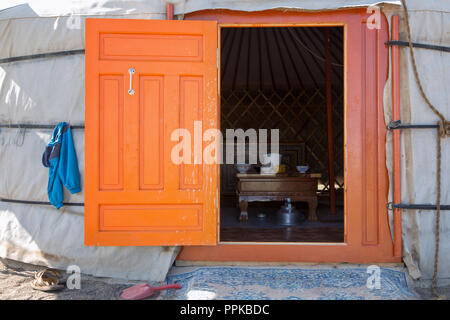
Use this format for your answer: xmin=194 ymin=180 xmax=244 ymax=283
xmin=120 ymin=283 xmax=182 ymax=300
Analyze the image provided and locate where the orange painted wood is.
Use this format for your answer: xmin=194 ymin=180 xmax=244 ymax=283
xmin=362 ymin=18 xmax=379 ymax=246
xmin=139 ymin=76 xmax=164 ymax=190
xmin=391 ymin=15 xmax=402 ymax=258
xmin=179 ymin=9 xmax=399 ymax=263
xmin=166 ymin=3 xmax=174 ymax=20
xmin=85 ymin=18 xmax=218 ymax=246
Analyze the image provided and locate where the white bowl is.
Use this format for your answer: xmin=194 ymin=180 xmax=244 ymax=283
xmin=236 ymin=164 xmax=252 ymax=173
xmin=296 ymin=165 xmax=309 ymax=173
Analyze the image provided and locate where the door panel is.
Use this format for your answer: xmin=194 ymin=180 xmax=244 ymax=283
xmin=139 ymin=75 xmax=164 ymax=190
xmin=99 ymin=33 xmax=204 ymax=61
xmin=99 ymin=75 xmax=124 ymax=191
xmin=85 ymin=19 xmax=218 ymax=246
xmin=179 ymin=76 xmax=204 ymax=189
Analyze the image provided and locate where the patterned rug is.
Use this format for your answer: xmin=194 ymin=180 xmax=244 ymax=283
xmin=162 ymin=266 xmax=418 ymax=300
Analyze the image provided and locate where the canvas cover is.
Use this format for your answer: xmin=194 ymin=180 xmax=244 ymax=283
xmin=0 ymin=0 xmax=449 ymax=283
xmin=381 ymin=2 xmax=450 ymax=284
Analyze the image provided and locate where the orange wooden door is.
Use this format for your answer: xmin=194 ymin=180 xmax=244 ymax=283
xmin=85 ymin=19 xmax=218 ymax=246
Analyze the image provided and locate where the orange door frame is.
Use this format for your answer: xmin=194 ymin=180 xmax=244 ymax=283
xmin=178 ymin=9 xmax=400 ymax=263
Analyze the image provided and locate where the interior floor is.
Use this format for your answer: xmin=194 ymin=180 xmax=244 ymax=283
xmin=221 ymin=226 xmax=343 ymax=243
xmin=220 ymin=203 xmax=344 ymax=242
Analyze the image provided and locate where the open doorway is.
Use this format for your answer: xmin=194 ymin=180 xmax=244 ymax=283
xmin=219 ymin=26 xmax=344 ymax=243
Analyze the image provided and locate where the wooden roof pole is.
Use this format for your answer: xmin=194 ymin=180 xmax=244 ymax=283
xmin=325 ymin=27 xmax=336 ymax=215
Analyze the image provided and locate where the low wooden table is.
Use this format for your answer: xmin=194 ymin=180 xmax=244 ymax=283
xmin=236 ymin=173 xmax=321 ymax=222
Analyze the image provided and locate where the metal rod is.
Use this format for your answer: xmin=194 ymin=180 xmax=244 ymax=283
xmin=391 ymin=203 xmax=450 ymax=211
xmin=0 ymin=49 xmax=85 ymax=64
xmin=391 ymin=15 xmax=402 ymax=258
xmin=386 ymin=40 xmax=450 ymax=53
xmin=388 ymin=120 xmax=439 ymax=130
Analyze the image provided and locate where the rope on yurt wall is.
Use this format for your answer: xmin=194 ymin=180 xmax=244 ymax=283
xmin=386 ymin=40 xmax=450 ymax=53
xmin=0 ymin=124 xmax=84 ymax=129
xmin=401 ymin=0 xmax=450 ymax=299
xmin=0 ymin=199 xmax=84 ymax=217
xmin=388 ymin=120 xmax=439 ymax=130
xmin=0 ymin=198 xmax=84 ymax=206
xmin=0 ymin=49 xmax=85 ymax=64
xmin=0 ymin=124 xmax=84 ymax=147
xmin=389 ymin=203 xmax=450 ymax=211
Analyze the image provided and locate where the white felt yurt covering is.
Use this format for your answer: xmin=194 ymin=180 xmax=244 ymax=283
xmin=0 ymin=0 xmax=448 ymax=283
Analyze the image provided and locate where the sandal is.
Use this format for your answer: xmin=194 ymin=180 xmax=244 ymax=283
xmin=31 ymin=269 xmax=65 ymax=292
xmin=44 ymin=268 xmax=67 ymax=285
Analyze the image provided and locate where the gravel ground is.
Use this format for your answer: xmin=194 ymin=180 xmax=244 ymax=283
xmin=1 ymin=258 xmax=448 ymax=300
xmin=413 ymin=286 xmax=450 ymax=300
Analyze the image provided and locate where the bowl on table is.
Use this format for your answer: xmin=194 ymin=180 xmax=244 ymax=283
xmin=296 ymin=165 xmax=309 ymax=174
xmin=235 ymin=164 xmax=252 ymax=173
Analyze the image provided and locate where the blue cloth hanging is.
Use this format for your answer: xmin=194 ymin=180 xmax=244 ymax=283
xmin=42 ymin=122 xmax=81 ymax=209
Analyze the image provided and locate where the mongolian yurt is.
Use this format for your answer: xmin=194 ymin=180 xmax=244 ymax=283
xmin=0 ymin=0 xmax=448 ymax=286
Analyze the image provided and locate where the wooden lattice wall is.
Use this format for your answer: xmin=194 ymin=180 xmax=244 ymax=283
xmin=220 ymin=88 xmax=344 ymax=193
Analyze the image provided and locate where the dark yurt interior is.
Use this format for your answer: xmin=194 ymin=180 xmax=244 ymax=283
xmin=219 ymin=26 xmax=345 ymax=243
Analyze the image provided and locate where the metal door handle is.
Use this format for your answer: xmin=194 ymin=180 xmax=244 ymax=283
xmin=128 ymin=68 xmax=135 ymax=95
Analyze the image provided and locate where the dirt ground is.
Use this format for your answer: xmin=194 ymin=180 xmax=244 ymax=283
xmin=1 ymin=258 xmax=449 ymax=300
xmin=0 ymin=258 xmax=146 ymax=300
